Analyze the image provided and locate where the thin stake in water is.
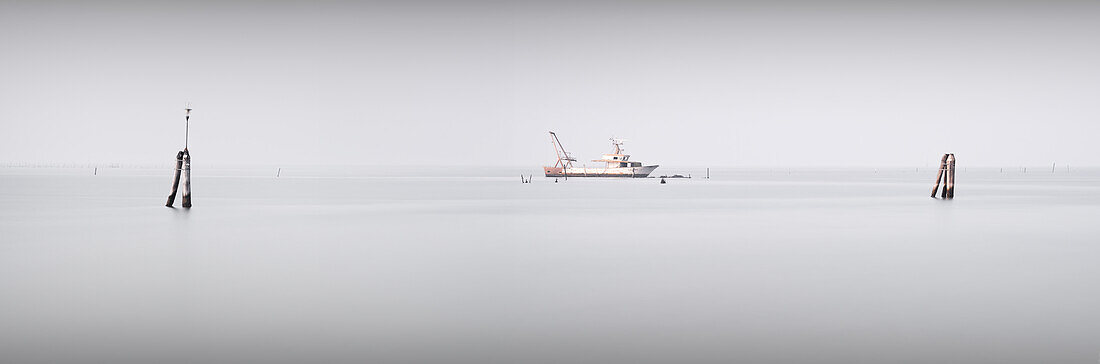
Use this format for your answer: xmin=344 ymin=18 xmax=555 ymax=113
xmin=185 ymin=102 xmax=192 ymax=149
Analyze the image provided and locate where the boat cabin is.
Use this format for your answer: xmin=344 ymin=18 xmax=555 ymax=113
xmin=593 ymin=154 xmax=642 ymax=168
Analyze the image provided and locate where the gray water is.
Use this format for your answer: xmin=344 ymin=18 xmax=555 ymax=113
xmin=2 ymin=166 xmax=1099 ymax=364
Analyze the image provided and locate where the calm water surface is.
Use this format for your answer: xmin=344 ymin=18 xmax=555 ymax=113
xmin=2 ymin=166 xmax=1099 ymax=363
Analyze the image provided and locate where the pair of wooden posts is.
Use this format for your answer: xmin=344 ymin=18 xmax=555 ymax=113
xmin=931 ymin=153 xmax=956 ymax=199
xmin=167 ymin=104 xmax=193 ymax=208
xmin=166 ymin=149 xmax=191 ymax=208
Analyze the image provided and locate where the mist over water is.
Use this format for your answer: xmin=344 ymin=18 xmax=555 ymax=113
xmin=2 ymin=166 xmax=1099 ymax=363
xmin=4 ymin=0 xmax=1100 ymax=167
xmin=4 ymin=0 xmax=1100 ymax=361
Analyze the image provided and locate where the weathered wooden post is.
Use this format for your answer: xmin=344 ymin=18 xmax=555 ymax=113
xmin=166 ymin=150 xmax=184 ymax=207
xmin=945 ymin=154 xmax=956 ymax=199
xmin=181 ymin=149 xmax=192 ymax=208
xmin=940 ymin=159 xmax=949 ymax=199
xmin=931 ymin=154 xmax=948 ymax=198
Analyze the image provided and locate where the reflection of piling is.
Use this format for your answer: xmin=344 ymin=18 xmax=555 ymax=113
xmin=166 ymin=150 xmax=185 ymax=207
xmin=181 ymin=149 xmax=192 ymax=208
xmin=931 ymin=153 xmax=956 ymax=199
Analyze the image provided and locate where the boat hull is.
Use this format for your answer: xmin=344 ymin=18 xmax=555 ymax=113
xmin=543 ymin=165 xmax=659 ymax=178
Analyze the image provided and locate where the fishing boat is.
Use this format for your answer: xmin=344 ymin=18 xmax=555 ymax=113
xmin=543 ymin=131 xmax=659 ymax=178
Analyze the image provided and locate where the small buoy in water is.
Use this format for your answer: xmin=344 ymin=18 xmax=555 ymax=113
xmin=660 ymin=178 xmax=666 ymax=184
xmin=555 ymin=178 xmax=558 ymax=183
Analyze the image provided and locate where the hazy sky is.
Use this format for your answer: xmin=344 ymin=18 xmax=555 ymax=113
xmin=2 ymin=0 xmax=1098 ymax=167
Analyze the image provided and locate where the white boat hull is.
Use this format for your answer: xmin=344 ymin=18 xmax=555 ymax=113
xmin=544 ymin=165 xmax=659 ymax=178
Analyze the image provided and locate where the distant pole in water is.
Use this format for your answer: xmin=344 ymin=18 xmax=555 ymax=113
xmin=1052 ymin=162 xmax=1056 ymax=173
xmin=706 ymin=168 xmax=710 ymax=179
xmin=94 ymin=167 xmax=97 ymax=176
xmin=277 ymin=168 xmax=282 ymax=178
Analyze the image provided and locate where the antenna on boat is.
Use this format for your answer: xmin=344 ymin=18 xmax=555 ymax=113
xmin=609 ymin=137 xmax=627 ymax=154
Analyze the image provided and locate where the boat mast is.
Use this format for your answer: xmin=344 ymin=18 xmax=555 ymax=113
xmin=548 ymin=131 xmax=574 ymax=169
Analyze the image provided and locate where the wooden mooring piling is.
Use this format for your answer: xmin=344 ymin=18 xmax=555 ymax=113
xmin=930 ymin=153 xmax=956 ymax=199
xmin=181 ymin=149 xmax=192 ymax=208
xmin=166 ymin=103 xmax=193 ymax=208
xmin=166 ymin=150 xmax=184 ymax=207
